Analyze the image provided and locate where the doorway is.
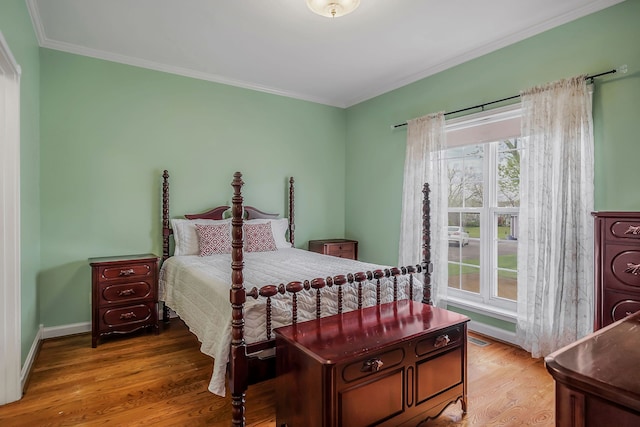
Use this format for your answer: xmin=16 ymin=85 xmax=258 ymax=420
xmin=0 ymin=30 xmax=22 ymax=405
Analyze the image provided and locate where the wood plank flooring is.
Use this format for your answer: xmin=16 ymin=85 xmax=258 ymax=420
xmin=0 ymin=320 xmax=554 ymax=426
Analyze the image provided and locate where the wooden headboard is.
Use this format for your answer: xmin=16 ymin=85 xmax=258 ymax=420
xmin=161 ymin=170 xmax=295 ymax=261
xmin=184 ymin=205 xmax=280 ymax=221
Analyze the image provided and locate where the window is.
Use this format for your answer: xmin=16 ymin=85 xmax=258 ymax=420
xmin=443 ymin=107 xmax=521 ymax=316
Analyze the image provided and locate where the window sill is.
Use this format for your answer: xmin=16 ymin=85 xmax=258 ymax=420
xmin=444 ymin=296 xmax=517 ymax=324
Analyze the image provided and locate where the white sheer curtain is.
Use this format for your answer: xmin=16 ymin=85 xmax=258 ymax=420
xmin=398 ymin=112 xmax=449 ymax=307
xmin=517 ymin=75 xmax=594 ymax=358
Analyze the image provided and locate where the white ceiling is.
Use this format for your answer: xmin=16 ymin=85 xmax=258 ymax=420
xmin=27 ymin=0 xmax=624 ymax=108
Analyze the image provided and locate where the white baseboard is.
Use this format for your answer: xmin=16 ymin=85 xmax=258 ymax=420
xmin=43 ymin=322 xmax=91 ymax=339
xmin=468 ymin=320 xmax=518 ymax=346
xmin=21 ymin=324 xmax=43 ymax=391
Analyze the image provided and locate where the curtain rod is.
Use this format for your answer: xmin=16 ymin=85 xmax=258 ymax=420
xmin=391 ymin=66 xmax=626 ymax=129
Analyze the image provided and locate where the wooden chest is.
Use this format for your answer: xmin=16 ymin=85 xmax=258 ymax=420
xmin=308 ymin=239 xmax=358 ymax=260
xmin=89 ymin=254 xmax=159 ymax=347
xmin=274 ymin=300 xmax=469 ymax=427
xmin=592 ymin=212 xmax=640 ymax=329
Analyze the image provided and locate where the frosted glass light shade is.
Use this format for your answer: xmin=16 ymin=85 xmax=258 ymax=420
xmin=306 ymin=0 xmax=361 ymax=18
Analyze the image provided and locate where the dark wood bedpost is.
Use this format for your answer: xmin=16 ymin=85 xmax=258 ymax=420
xmin=288 ymin=177 xmax=295 ymax=247
xmin=162 ymin=170 xmax=170 ymax=262
xmin=422 ymin=183 xmax=433 ymax=305
xmin=229 ymin=172 xmax=248 ymax=427
xmin=161 ymin=170 xmax=171 ymax=322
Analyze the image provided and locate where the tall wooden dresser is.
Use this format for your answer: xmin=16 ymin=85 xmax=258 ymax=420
xmin=89 ymin=254 xmax=159 ymax=347
xmin=592 ymin=212 xmax=640 ymax=330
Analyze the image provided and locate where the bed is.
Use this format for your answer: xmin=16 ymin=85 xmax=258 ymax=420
xmin=158 ymin=170 xmax=433 ymax=426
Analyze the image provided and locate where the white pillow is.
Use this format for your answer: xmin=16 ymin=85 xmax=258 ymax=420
xmin=245 ymin=218 xmax=291 ymax=248
xmin=171 ymin=218 xmax=231 ymax=256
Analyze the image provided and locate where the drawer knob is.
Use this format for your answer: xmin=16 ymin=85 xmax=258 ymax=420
xmin=117 ymin=289 xmax=136 ymax=297
xmin=361 ymin=358 xmax=384 ymax=373
xmin=624 ymin=225 xmax=640 ymax=235
xmin=120 ymin=312 xmax=137 ymax=320
xmin=624 ymin=263 xmax=640 ymax=276
xmin=119 ymin=268 xmax=135 ymax=276
xmin=434 ymin=334 xmax=451 ymax=348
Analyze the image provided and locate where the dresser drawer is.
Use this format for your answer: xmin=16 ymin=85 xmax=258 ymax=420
xmin=602 ymin=290 xmax=640 ymax=326
xmin=99 ymin=302 xmax=154 ymax=328
xmin=604 ymin=247 xmax=640 ymax=292
xmin=97 ymin=262 xmax=154 ymax=282
xmin=604 ymin=218 xmax=640 ymax=242
xmin=612 ymin=300 xmax=640 ymax=322
xmin=99 ymin=280 xmax=154 ymax=305
xmin=415 ymin=326 xmax=463 ymax=357
xmin=341 ymin=347 xmax=405 ymax=383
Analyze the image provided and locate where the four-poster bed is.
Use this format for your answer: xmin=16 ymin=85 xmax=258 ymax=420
xmin=159 ymin=170 xmax=451 ymax=426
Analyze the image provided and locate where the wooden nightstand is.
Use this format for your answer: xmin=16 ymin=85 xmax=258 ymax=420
xmin=89 ymin=254 xmax=159 ymax=347
xmin=308 ymin=239 xmax=358 ymax=260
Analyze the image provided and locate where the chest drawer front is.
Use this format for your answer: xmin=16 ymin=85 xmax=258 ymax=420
xmin=342 ymin=347 xmax=405 ymax=383
xmin=339 ymin=369 xmax=404 ymax=427
xmin=605 ymin=248 xmax=640 ymax=291
xmin=99 ymin=281 xmax=153 ymax=304
xmin=99 ymin=303 xmax=153 ymax=327
xmin=98 ymin=263 xmax=153 ymax=281
xmin=416 ymin=348 xmax=463 ymax=404
xmin=415 ymin=326 xmax=463 ymax=357
xmin=605 ymin=218 xmax=640 ymax=241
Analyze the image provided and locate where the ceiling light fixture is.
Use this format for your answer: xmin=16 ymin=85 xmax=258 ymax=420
xmin=306 ymin=0 xmax=360 ymax=18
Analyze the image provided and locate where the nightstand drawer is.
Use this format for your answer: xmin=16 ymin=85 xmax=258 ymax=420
xmin=97 ymin=262 xmax=154 ymax=282
xmin=308 ymin=239 xmax=358 ymax=260
xmin=325 ymin=244 xmax=356 ymax=258
xmin=99 ymin=280 xmax=154 ymax=305
xmin=99 ymin=302 xmax=154 ymax=328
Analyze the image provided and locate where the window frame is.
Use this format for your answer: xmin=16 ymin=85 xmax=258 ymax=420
xmin=443 ymin=105 xmax=522 ymax=319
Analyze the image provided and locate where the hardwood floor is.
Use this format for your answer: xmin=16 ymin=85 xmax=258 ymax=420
xmin=0 ymin=320 xmax=554 ymax=426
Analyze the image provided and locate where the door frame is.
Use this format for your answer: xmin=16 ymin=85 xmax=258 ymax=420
xmin=0 ymin=30 xmax=22 ymax=405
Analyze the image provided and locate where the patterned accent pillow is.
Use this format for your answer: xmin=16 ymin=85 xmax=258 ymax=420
xmin=244 ymin=222 xmax=277 ymax=252
xmin=195 ymin=223 xmax=232 ymax=256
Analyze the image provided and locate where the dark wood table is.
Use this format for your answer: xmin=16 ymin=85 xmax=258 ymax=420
xmin=545 ymin=311 xmax=640 ymax=426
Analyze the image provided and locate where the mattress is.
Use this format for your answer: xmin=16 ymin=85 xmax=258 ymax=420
xmin=159 ymin=247 xmax=423 ymax=396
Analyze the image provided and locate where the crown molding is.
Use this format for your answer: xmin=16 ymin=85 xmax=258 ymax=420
xmin=26 ymin=0 xmax=624 ymax=109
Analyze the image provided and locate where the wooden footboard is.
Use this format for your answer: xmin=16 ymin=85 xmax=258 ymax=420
xmin=228 ymin=172 xmax=432 ymax=427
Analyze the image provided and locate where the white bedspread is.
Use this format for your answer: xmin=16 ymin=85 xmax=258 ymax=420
xmin=159 ymin=247 xmax=423 ymax=396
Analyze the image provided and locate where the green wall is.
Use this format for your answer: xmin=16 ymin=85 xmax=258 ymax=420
xmin=39 ymin=50 xmax=347 ymax=327
xmin=345 ymin=0 xmax=640 ymax=266
xmin=2 ymin=0 xmax=638 ymax=358
xmin=0 ymin=1 xmax=41 ymax=365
